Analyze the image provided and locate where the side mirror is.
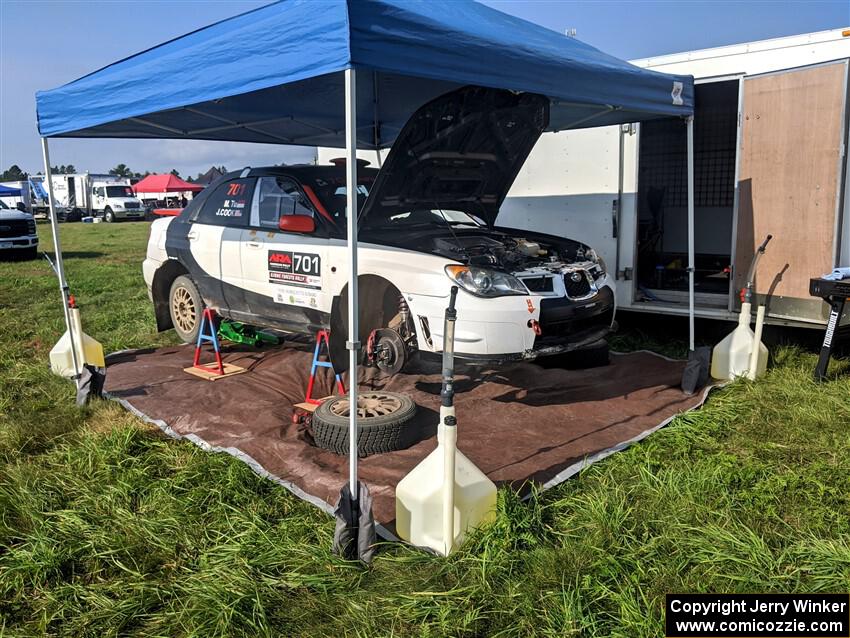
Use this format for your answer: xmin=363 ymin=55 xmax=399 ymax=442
xmin=16 ymin=202 xmax=27 ymax=212
xmin=278 ymin=214 xmax=315 ymax=234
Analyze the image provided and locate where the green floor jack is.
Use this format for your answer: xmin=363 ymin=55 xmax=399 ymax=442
xmin=218 ymin=320 xmax=280 ymax=348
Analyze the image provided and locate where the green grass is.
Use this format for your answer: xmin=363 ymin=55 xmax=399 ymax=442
xmin=1 ymin=222 xmax=848 ymax=637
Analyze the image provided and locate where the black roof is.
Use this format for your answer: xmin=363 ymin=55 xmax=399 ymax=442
xmin=218 ymin=163 xmax=379 ymax=183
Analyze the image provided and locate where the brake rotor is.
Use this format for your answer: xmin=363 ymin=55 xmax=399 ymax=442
xmin=372 ymin=328 xmax=407 ymax=375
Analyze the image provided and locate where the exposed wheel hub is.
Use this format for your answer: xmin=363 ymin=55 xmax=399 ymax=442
xmin=370 ymin=328 xmax=407 ymax=375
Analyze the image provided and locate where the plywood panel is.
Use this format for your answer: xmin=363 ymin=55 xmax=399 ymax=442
xmin=734 ymin=62 xmax=847 ymax=301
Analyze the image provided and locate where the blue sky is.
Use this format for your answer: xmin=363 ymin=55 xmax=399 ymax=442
xmin=1 ymin=0 xmax=847 ymax=178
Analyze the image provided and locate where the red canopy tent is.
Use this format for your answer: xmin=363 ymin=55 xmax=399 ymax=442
xmin=132 ymin=174 xmax=204 ymax=194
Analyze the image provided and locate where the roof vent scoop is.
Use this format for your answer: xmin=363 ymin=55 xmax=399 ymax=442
xmin=329 ymin=158 xmax=371 ymax=168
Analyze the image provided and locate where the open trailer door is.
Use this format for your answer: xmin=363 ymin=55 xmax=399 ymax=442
xmin=733 ymin=60 xmax=848 ymax=323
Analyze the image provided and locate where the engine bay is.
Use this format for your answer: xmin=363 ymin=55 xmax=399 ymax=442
xmin=360 ymin=222 xmax=606 ymax=296
xmin=431 ymin=231 xmax=602 ymax=279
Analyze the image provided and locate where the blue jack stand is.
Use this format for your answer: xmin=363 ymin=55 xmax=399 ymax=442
xmin=305 ymin=329 xmax=345 ymax=404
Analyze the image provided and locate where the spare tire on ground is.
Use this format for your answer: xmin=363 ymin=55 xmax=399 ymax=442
xmin=312 ymin=391 xmax=418 ymax=457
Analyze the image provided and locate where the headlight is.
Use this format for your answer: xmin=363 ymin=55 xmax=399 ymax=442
xmin=113 ymin=203 xmax=124 ymax=209
xmin=445 ymin=265 xmax=528 ymax=297
xmin=585 ymin=248 xmax=607 ymax=278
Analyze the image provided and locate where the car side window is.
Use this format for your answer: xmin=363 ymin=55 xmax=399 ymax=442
xmin=252 ymin=177 xmax=314 ymax=229
xmin=194 ymin=178 xmax=254 ymax=227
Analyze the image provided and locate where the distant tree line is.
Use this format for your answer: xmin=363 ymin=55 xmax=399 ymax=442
xmin=2 ymin=163 xmax=231 ymax=183
xmin=1 ymin=165 xmax=29 ymax=181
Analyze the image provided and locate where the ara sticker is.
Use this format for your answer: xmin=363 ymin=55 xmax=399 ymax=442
xmin=526 ymin=298 xmax=535 ymax=314
xmin=268 ymin=250 xmax=321 ymax=289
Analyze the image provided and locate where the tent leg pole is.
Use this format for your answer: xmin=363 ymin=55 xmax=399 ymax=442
xmin=373 ymin=70 xmax=382 ymax=168
xmin=344 ymin=68 xmax=360 ymax=500
xmin=41 ymin=137 xmax=82 ymax=388
xmin=686 ymin=116 xmax=695 ymax=352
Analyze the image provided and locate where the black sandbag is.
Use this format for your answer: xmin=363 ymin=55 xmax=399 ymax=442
xmin=333 ymin=481 xmax=377 ymax=564
xmin=76 ymin=364 xmax=106 ymax=406
xmin=681 ymin=347 xmax=711 ymax=395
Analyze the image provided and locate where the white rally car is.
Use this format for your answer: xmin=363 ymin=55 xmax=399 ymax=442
xmin=143 ymin=86 xmax=616 ymax=373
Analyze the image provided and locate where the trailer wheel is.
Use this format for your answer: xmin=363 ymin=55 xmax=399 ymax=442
xmin=169 ymin=275 xmax=203 ymax=343
xmin=311 ymin=392 xmax=418 ymax=457
xmin=104 ymin=207 xmax=115 ymax=223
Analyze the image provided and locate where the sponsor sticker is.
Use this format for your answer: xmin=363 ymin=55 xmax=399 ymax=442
xmin=268 ymin=250 xmax=321 ymax=289
xmin=273 ymin=286 xmax=319 ymax=308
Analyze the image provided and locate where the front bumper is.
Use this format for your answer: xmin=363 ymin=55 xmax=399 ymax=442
xmin=404 ymin=275 xmax=616 ymax=362
xmin=0 ymin=235 xmax=38 ymax=250
xmin=116 ymin=208 xmax=145 ymax=219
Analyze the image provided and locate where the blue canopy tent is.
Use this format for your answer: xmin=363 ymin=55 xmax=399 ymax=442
xmin=36 ymin=0 xmax=695 ymax=554
xmin=0 ymin=185 xmax=23 ymax=197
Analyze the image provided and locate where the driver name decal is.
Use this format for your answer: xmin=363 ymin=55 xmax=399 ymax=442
xmin=215 ymin=183 xmax=247 ymax=217
xmin=268 ymin=250 xmax=321 ymax=289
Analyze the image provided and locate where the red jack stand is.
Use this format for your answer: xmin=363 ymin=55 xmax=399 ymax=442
xmin=304 ymin=329 xmax=345 ymax=405
xmin=184 ymin=308 xmax=247 ymax=381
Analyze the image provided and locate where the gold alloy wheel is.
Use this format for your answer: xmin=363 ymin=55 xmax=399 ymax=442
xmin=329 ymin=392 xmax=404 ymax=419
xmin=171 ymin=285 xmax=197 ymax=333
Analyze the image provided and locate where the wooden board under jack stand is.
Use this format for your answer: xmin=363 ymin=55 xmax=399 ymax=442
xmin=293 ymin=397 xmax=334 ymax=412
xmin=183 ymin=363 xmax=247 ymax=381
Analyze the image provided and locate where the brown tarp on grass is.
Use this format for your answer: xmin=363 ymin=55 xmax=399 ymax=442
xmin=104 ymin=343 xmax=711 ymax=529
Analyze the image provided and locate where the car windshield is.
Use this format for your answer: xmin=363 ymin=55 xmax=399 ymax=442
xmin=106 ymin=186 xmax=134 ymax=198
xmin=371 ymin=209 xmax=484 ymax=228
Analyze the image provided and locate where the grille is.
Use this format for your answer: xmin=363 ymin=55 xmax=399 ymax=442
xmin=124 ymin=202 xmax=140 ymax=209
xmin=0 ymin=220 xmax=31 ymax=238
xmin=521 ymin=276 xmax=554 ymax=293
xmin=564 ymin=270 xmax=591 ymax=299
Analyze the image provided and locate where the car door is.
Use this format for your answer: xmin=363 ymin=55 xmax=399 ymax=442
xmin=239 ymin=176 xmax=331 ymax=332
xmin=183 ymin=177 xmax=254 ymax=312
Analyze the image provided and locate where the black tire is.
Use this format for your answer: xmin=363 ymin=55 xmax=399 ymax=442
xmin=104 ymin=207 xmax=115 ymax=223
xmin=22 ymin=246 xmax=38 ymax=261
xmin=312 ymin=392 xmax=418 ymax=457
xmin=169 ymin=275 xmax=203 ymax=343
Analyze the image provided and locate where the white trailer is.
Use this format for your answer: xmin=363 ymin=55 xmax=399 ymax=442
xmin=501 ymin=28 xmax=850 ymax=328
xmin=31 ymin=173 xmax=145 ymax=221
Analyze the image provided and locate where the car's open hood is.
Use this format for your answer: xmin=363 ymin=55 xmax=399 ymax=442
xmin=360 ymin=86 xmax=549 ymax=227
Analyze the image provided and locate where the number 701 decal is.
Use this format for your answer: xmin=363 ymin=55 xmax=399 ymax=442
xmin=293 ymin=253 xmax=320 ymax=275
xmin=268 ymin=250 xmax=322 ymax=289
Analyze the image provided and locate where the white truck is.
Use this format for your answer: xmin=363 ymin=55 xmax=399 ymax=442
xmin=0 ymin=199 xmax=38 ymax=259
xmin=31 ymin=174 xmax=145 ymax=222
